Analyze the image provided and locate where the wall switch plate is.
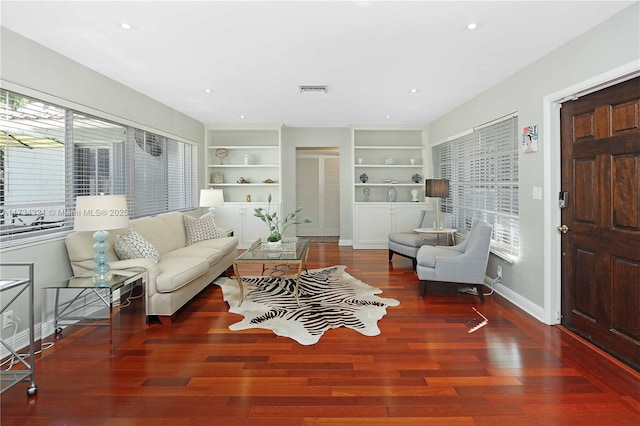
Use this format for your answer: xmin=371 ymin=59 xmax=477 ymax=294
xmin=532 ymin=187 xmax=542 ymax=200
xmin=2 ymin=310 xmax=13 ymax=329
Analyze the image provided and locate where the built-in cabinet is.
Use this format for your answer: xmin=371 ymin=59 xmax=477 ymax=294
xmin=206 ymin=126 xmax=282 ymax=248
xmin=214 ymin=203 xmax=278 ymax=248
xmin=352 ymin=128 xmax=427 ymax=249
xmin=353 ymin=203 xmax=426 ymax=249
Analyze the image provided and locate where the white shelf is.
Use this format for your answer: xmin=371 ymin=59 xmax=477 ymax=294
xmin=355 ymin=183 xmax=423 ymax=186
xmin=208 ymin=183 xmax=280 ymax=187
xmin=355 ymin=164 xmax=422 ymax=168
xmin=207 ymin=164 xmax=279 ymax=168
xmin=354 ymin=145 xmax=425 ymax=150
xmin=208 ymin=145 xmax=279 ymax=150
xmin=206 ymin=126 xmax=282 ymax=204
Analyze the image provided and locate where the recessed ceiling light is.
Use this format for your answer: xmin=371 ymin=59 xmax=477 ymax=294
xmin=239 ymin=115 xmax=245 ymax=119
xmin=203 ymin=88 xmax=213 ymax=93
xmin=386 ymin=115 xmax=392 ymax=119
xmin=467 ymin=22 xmax=478 ymax=30
xmin=120 ymin=22 xmax=132 ymax=30
xmin=409 ymin=88 xmax=419 ymax=93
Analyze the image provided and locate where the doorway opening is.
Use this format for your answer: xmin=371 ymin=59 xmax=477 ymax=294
xmin=295 ymin=147 xmax=340 ymax=238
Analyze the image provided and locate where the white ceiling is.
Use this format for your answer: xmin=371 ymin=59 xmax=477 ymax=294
xmin=0 ymin=1 xmax=635 ymax=128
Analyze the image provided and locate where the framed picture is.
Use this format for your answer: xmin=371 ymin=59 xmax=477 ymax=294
xmin=212 ymin=172 xmax=224 ymax=183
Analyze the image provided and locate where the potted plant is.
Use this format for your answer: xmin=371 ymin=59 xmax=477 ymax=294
xmin=253 ymin=194 xmax=311 ymax=244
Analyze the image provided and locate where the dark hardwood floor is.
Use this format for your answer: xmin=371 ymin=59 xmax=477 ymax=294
xmin=2 ymin=242 xmax=639 ymax=425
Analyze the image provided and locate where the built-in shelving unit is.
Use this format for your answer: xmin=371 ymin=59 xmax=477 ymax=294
xmin=353 ymin=129 xmax=426 ymax=203
xmin=205 ymin=126 xmax=282 ymax=248
xmin=352 ymin=127 xmax=428 ymax=248
xmin=206 ymin=126 xmax=282 ymax=203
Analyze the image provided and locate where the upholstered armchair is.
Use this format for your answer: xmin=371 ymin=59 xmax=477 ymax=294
xmin=415 ymin=219 xmax=492 ymax=303
xmin=388 ymin=210 xmax=452 ymax=269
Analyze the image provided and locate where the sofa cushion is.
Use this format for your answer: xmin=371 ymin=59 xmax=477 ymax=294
xmin=156 ymin=257 xmax=209 ymax=293
xmin=188 ymin=236 xmax=238 ymax=256
xmin=183 ymin=213 xmax=223 ymax=245
xmin=157 ymin=211 xmax=187 ymax=248
xmin=114 ymin=229 xmax=160 ymax=262
xmin=162 ymin=246 xmax=224 ymax=267
xmin=131 ymin=216 xmax=178 ymax=255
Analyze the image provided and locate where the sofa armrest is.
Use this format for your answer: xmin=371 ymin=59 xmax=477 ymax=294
xmin=73 ymin=258 xmax=161 ymax=297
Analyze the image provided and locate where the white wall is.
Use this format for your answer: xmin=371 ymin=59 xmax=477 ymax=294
xmin=425 ymin=3 xmax=640 ymax=317
xmin=0 ymin=28 xmax=205 ymax=341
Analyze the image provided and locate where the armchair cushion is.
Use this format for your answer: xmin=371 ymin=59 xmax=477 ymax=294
xmin=415 ymin=246 xmax=460 ymax=268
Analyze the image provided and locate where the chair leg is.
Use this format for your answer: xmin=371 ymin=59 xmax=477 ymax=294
xmin=475 ymin=284 xmax=485 ymax=304
xmin=388 ymin=250 xmax=393 ymax=261
xmin=419 ymin=280 xmax=426 ymax=297
xmin=412 ymin=258 xmax=417 ymax=270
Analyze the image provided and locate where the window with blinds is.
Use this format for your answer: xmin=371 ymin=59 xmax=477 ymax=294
xmin=432 ymin=115 xmax=519 ymax=260
xmin=0 ymin=89 xmax=198 ymax=245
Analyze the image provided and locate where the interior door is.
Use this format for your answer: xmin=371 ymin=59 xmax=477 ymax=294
xmin=560 ymin=76 xmax=640 ymax=369
xmin=295 ymin=150 xmax=340 ymax=236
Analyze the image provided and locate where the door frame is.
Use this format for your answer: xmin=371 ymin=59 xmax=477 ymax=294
xmin=542 ymin=60 xmax=639 ymax=325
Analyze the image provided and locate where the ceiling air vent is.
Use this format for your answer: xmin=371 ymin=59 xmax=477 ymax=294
xmin=299 ymin=85 xmax=328 ymax=94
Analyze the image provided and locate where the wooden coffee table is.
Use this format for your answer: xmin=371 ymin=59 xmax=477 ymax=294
xmin=232 ymin=238 xmax=310 ymax=306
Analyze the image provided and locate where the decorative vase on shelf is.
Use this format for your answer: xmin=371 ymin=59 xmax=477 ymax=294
xmin=411 ymin=189 xmax=419 ymax=202
xmin=363 ymin=187 xmax=370 ymax=201
xmin=357 ymin=158 xmax=363 ymax=165
xmin=387 ymin=186 xmax=397 ymax=202
xmin=360 ymin=173 xmax=369 ymax=183
xmin=410 ymin=158 xmax=416 ymax=165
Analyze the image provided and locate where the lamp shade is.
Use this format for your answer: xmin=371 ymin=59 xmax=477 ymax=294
xmin=73 ymin=194 xmax=129 ymax=231
xmin=199 ymin=189 xmax=224 ymax=207
xmin=425 ymin=179 xmax=449 ymax=198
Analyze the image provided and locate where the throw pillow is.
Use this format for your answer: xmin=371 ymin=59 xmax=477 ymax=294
xmin=183 ymin=212 xmax=223 ymax=245
xmin=114 ymin=229 xmax=160 ymax=262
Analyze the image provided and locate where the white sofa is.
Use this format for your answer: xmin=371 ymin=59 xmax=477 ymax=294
xmin=65 ymin=211 xmax=238 ymax=324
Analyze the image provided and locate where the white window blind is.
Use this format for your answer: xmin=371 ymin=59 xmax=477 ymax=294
xmin=132 ymin=130 xmax=198 ymax=217
xmin=432 ymin=115 xmax=520 ymax=260
xmin=0 ymin=90 xmax=67 ymax=241
xmin=0 ymin=89 xmax=198 ymax=245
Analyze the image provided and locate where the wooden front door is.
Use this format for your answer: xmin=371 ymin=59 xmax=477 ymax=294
xmin=560 ymin=76 xmax=640 ymax=370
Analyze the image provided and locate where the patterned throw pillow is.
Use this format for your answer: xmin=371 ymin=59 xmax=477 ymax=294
xmin=114 ymin=229 xmax=160 ymax=262
xmin=183 ymin=213 xmax=223 ymax=245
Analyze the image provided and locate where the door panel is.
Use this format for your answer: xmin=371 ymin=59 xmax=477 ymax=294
xmin=560 ymin=76 xmax=640 ymax=370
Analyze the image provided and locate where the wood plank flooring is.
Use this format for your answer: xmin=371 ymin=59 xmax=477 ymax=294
xmin=2 ymin=242 xmax=639 ymax=425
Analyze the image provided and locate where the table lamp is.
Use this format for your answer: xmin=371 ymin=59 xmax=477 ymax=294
xmin=425 ymin=179 xmax=449 ymax=230
xmin=74 ymin=194 xmax=129 ymax=287
xmin=199 ymin=189 xmax=224 ymax=217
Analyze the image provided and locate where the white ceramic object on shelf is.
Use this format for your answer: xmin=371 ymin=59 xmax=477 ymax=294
xmin=387 ymin=186 xmax=397 ymax=202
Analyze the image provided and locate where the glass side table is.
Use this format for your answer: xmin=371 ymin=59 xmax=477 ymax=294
xmin=42 ymin=268 xmax=146 ymax=349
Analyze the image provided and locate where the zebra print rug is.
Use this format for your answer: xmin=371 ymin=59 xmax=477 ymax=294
xmin=215 ymin=265 xmax=400 ymax=345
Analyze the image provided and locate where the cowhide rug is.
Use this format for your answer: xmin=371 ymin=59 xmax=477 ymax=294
xmin=215 ymin=265 xmax=400 ymax=345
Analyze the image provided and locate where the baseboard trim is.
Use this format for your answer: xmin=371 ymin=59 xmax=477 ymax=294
xmin=492 ymin=282 xmax=545 ymax=323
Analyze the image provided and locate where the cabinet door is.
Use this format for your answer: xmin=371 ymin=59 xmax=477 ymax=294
xmin=353 ymin=204 xmax=392 ymax=248
xmin=241 ymin=202 xmax=277 ymax=247
xmin=213 ymin=205 xmax=244 ymax=242
xmin=391 ymin=204 xmax=425 ymax=232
